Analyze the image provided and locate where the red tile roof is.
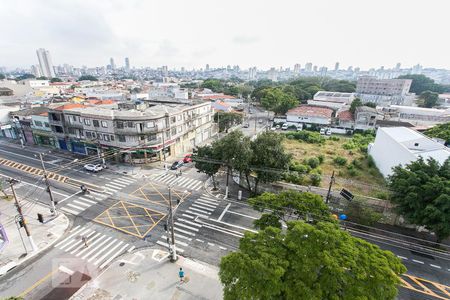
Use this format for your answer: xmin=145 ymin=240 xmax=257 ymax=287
xmin=337 ymin=110 xmax=354 ymax=121
xmin=287 ymin=106 xmax=333 ymax=118
xmin=54 ymin=103 xmax=86 ymax=111
xmin=199 ymin=94 xmax=236 ymax=100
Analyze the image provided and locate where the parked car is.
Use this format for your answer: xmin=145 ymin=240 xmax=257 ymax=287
xmin=243 ymin=123 xmax=250 ymax=128
xmin=183 ymin=154 xmax=193 ymax=163
xmin=275 ymin=125 xmax=281 ymax=129
xmin=84 ymin=164 xmax=103 ymax=172
xmin=326 ymin=129 xmax=332 ymax=136
xmin=258 ymin=119 xmax=263 ymax=124
xmin=270 ymin=127 xmax=276 ymax=131
xmin=170 ymin=161 xmax=184 ymax=170
xmin=320 ymin=128 xmax=326 ymax=135
xmin=281 ymin=123 xmax=289 ymax=130
xmin=296 ymin=125 xmax=303 ymax=131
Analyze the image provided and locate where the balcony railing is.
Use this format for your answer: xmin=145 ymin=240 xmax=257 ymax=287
xmin=114 ymin=125 xmax=160 ymax=135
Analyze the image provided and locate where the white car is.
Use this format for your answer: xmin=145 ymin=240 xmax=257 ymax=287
xmin=84 ymin=164 xmax=103 ymax=172
xmin=281 ymin=123 xmax=289 ymax=130
xmin=326 ymin=129 xmax=332 ymax=136
xmin=320 ymin=128 xmax=326 ymax=135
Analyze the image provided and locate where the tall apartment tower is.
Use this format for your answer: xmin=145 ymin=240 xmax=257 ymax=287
xmin=31 ymin=65 xmax=42 ymax=78
xmin=110 ymin=57 xmax=116 ymax=70
xmin=205 ymin=64 xmax=210 ymax=71
xmin=125 ymin=57 xmax=130 ymax=70
xmin=36 ymin=48 xmax=55 ymax=78
xmin=294 ymin=64 xmax=301 ymax=73
xmin=305 ymin=62 xmax=312 ymax=72
xmin=334 ymin=62 xmax=340 ymax=71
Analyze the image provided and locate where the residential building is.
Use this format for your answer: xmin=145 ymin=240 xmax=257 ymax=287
xmin=380 ymin=105 xmax=450 ymax=125
xmin=36 ymin=48 xmax=55 ymax=78
xmin=356 ymin=76 xmax=413 ymax=105
xmin=337 ymin=109 xmax=354 ymax=129
xmin=334 ymin=62 xmax=340 ymax=71
xmin=286 ymin=105 xmax=333 ymax=126
xmin=31 ymin=65 xmax=42 ymax=78
xmin=368 ymin=127 xmax=450 ymax=177
xmin=0 ymin=88 xmax=13 ymax=96
xmin=125 ymin=57 xmax=130 ymax=71
xmin=212 ymin=101 xmax=232 ymax=112
xmin=110 ymin=58 xmax=116 ymax=70
xmin=354 ymin=106 xmax=377 ymax=130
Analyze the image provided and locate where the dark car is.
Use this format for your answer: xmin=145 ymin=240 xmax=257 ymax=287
xmin=170 ymin=161 xmax=184 ymax=170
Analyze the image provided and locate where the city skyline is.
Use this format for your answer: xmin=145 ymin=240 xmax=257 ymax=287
xmin=1 ymin=0 xmax=450 ymax=70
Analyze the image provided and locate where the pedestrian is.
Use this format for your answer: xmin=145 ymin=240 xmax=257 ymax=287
xmin=82 ymin=236 xmax=88 ymax=248
xmin=179 ymin=267 xmax=185 ymax=283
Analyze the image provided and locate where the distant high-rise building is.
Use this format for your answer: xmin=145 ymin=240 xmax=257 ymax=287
xmin=31 ymin=65 xmax=42 ymax=77
xmin=181 ymin=67 xmax=185 ymax=72
xmin=36 ymin=48 xmax=55 ymax=78
xmin=161 ymin=65 xmax=169 ymax=77
xmin=354 ymin=67 xmax=361 ymax=73
xmin=313 ymin=65 xmax=318 ymax=72
xmin=248 ymin=67 xmax=257 ymax=80
xmin=110 ymin=57 xmax=116 ymax=70
xmin=294 ymin=64 xmax=301 ymax=73
xmin=395 ymin=63 xmax=401 ymax=70
xmin=320 ymin=66 xmax=328 ymax=77
xmin=347 ymin=66 xmax=353 ymax=72
xmin=334 ymin=62 xmax=340 ymax=71
xmin=125 ymin=57 xmax=130 ymax=71
xmin=305 ymin=63 xmax=312 ymax=72
xmin=205 ymin=64 xmax=210 ymax=71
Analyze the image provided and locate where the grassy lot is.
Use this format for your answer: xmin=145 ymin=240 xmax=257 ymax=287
xmin=283 ymin=135 xmax=388 ymax=198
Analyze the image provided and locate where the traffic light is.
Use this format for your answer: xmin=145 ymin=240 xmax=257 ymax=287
xmin=164 ymin=224 xmax=168 ymax=231
xmin=340 ymin=188 xmax=354 ymax=201
xmin=18 ymin=218 xmax=24 ymax=228
xmin=37 ymin=213 xmax=44 ymax=223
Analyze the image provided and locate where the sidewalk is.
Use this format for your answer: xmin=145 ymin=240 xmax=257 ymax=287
xmin=71 ymin=248 xmax=223 ymax=300
xmin=0 ymin=197 xmax=69 ymax=276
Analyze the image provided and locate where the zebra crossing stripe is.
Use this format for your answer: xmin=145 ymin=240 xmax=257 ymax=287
xmin=186 ymin=210 xmax=210 ymax=218
xmin=70 ymin=232 xmax=101 ymax=254
xmin=199 ymin=196 xmax=220 ymax=204
xmin=105 ymin=184 xmax=122 ymax=190
xmin=178 ymin=219 xmax=202 ymax=228
xmin=99 ymin=243 xmax=131 ymax=269
xmin=114 ymin=177 xmax=135 ymax=184
xmin=189 ymin=207 xmax=211 ymax=215
xmin=161 ymin=236 xmax=188 ymax=247
xmin=81 ymin=236 xmax=112 ymax=259
xmin=107 ymin=181 xmax=127 ymax=188
xmin=156 ymin=241 xmax=185 ymax=253
xmin=182 ymin=213 xmax=195 ymax=219
xmin=94 ymin=241 xmax=124 ymax=265
xmin=173 ymin=232 xmax=192 ymax=241
xmin=59 ymin=228 xmax=92 ymax=250
xmin=191 ymin=203 xmax=214 ymax=211
xmin=73 ymin=200 xmax=91 ymax=207
xmin=87 ymin=239 xmax=119 ymax=263
xmin=76 ymin=235 xmax=107 ymax=256
xmin=60 ymin=207 xmax=80 ymax=215
xmin=174 ymin=222 xmax=199 ymax=232
xmin=67 ymin=203 xmax=84 ymax=210
xmin=79 ymin=197 xmax=97 ymax=204
xmin=174 ymin=227 xmax=196 ymax=236
xmin=65 ymin=230 xmax=97 ymax=252
xmin=190 ymin=182 xmax=203 ymax=191
xmin=194 ymin=200 xmax=217 ymax=208
xmin=55 ymin=226 xmax=85 ymax=247
xmin=69 ymin=225 xmax=81 ymax=233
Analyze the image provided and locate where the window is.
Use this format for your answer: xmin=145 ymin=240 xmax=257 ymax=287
xmin=73 ymin=115 xmax=78 ymax=122
xmin=118 ymin=135 xmax=126 ymax=142
xmin=98 ymin=134 xmax=103 ymax=140
xmin=104 ymin=134 xmax=110 ymax=141
xmin=171 ymin=128 xmax=176 ymax=135
xmin=34 ymin=121 xmax=43 ymax=127
xmin=101 ymin=121 xmax=108 ymax=128
xmin=68 ymin=128 xmax=76 ymax=134
xmin=93 ymin=120 xmax=100 ymax=127
xmin=116 ymin=121 xmax=124 ymax=129
xmin=148 ymin=133 xmax=156 ymax=140
xmin=178 ymin=126 xmax=182 ymax=133
xmin=146 ymin=121 xmax=154 ymax=128
xmin=86 ymin=132 xmax=92 ymax=138
xmin=110 ymin=135 xmax=115 ymax=141
xmin=84 ymin=118 xmax=91 ymax=125
xmin=127 ymin=121 xmax=133 ymax=128
xmin=177 ymin=115 xmax=182 ymax=121
xmin=171 ymin=116 xmax=176 ymax=123
xmin=139 ymin=135 xmax=145 ymax=141
xmin=92 ymin=132 xmax=96 ymax=138
xmin=44 ymin=122 xmax=49 ymax=127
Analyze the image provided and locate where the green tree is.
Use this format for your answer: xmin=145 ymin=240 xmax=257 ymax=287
xmin=345 ymin=198 xmax=382 ymax=226
xmin=249 ymin=190 xmax=333 ymax=229
xmin=16 ymin=73 xmax=35 ymax=81
xmin=388 ymin=157 xmax=450 ymax=242
xmin=364 ymin=102 xmax=377 ymax=108
xmin=220 ymin=221 xmax=406 ymax=300
xmin=50 ymin=77 xmax=63 ymax=83
xmin=418 ymin=90 xmax=439 ymax=108
xmin=193 ymin=145 xmax=221 ymax=189
xmin=424 ymin=123 xmax=450 ymax=145
xmin=261 ymin=88 xmax=298 ymax=115
xmin=349 ymin=97 xmax=363 ymax=114
xmin=36 ymin=76 xmax=48 ymax=80
xmin=78 ymin=75 xmax=98 ymax=81
xmin=214 ymin=112 xmax=243 ymax=132
xmin=398 ymin=74 xmax=445 ymax=94
xmin=201 ymin=78 xmax=223 ymax=92
xmin=250 ymin=132 xmax=292 ymax=194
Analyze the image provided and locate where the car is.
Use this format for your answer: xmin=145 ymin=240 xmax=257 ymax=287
xmin=270 ymin=127 xmax=276 ymax=131
xmin=275 ymin=125 xmax=281 ymax=129
xmin=281 ymin=123 xmax=289 ymax=130
xmin=183 ymin=154 xmax=192 ymax=163
xmin=170 ymin=161 xmax=184 ymax=170
xmin=84 ymin=164 xmax=103 ymax=172
xmin=326 ymin=129 xmax=332 ymax=136
xmin=258 ymin=119 xmax=263 ymax=124
xmin=319 ymin=128 xmax=326 ymax=135
xmin=243 ymin=123 xmax=250 ymax=128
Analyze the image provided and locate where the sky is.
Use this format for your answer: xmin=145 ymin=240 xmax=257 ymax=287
xmin=1 ymin=0 xmax=449 ymax=71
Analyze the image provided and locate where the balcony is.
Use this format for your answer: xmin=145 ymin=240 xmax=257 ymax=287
xmin=114 ymin=125 xmax=160 ymax=135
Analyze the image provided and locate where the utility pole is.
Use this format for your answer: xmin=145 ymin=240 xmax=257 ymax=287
xmin=225 ymin=165 xmax=230 ymax=198
xmin=38 ymin=153 xmax=57 ymax=216
xmin=326 ymin=170 xmax=335 ymax=204
xmin=9 ymin=179 xmax=38 ymax=252
xmin=168 ymin=185 xmax=177 ymax=261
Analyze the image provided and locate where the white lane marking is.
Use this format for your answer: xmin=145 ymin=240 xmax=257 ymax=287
xmin=73 ymin=200 xmax=91 ymax=207
xmin=189 ymin=207 xmax=211 ymax=215
xmin=397 ymin=255 xmax=408 ymax=260
xmin=186 ymin=210 xmax=210 ymax=218
xmin=175 ymin=222 xmax=199 ymax=232
xmin=218 ymin=203 xmax=231 ymax=222
xmin=58 ymin=191 xmax=81 ymax=204
xmin=66 ymin=230 xmax=97 ymax=252
xmin=178 ymin=219 xmax=202 ymax=227
xmin=107 ymin=181 xmax=127 ymax=188
xmin=191 ymin=203 xmax=215 ymax=212
xmin=99 ymin=243 xmax=130 ymax=269
xmin=76 ymin=235 xmax=107 ymax=256
xmin=412 ymin=259 xmax=424 ymax=264
xmin=177 ymin=177 xmax=190 ymax=185
xmin=92 ymin=174 xmax=97 ymax=177
xmin=58 ymin=265 xmax=75 ymax=276
xmin=182 ymin=214 xmax=195 ymax=219
xmin=199 ymin=197 xmax=220 ymax=204
xmin=173 ymin=233 xmax=192 ymax=241
xmin=81 ymin=236 xmax=112 ymax=259
xmin=103 ymin=190 xmax=114 ymax=195
xmin=114 ymin=178 xmax=134 ymax=184
xmin=195 ymin=239 xmax=204 ymax=243
xmin=161 ymin=236 xmax=188 ymax=247
xmin=94 ymin=241 xmax=125 ymax=265
xmin=55 ymin=226 xmax=86 ymax=247
xmin=60 ymin=207 xmax=80 ymax=215
xmin=190 ymin=181 xmax=203 ymax=190
xmin=156 ymin=241 xmax=185 ymax=253
xmin=207 ymin=242 xmax=215 ymax=246
xmin=127 ymin=246 xmax=136 ymax=253
xmin=430 ymin=264 xmax=441 ymax=269
xmin=67 ymin=203 xmax=84 ymax=210
xmin=194 ymin=200 xmax=217 ymax=208
xmin=0 ymin=173 xmax=69 ymax=197
xmin=219 ymin=246 xmax=227 ymax=250
xmin=227 ymin=210 xmax=258 ymax=220
xmin=174 ymin=227 xmax=196 ymax=236
xmin=79 ymin=197 xmax=97 ymax=204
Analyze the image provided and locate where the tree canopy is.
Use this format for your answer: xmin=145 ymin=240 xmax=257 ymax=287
xmin=418 ymin=90 xmax=439 ymax=108
xmin=388 ymin=157 xmax=450 ymax=242
xmin=193 ymin=145 xmax=221 ymax=189
xmin=78 ymin=75 xmax=98 ymax=81
xmin=214 ymin=112 xmax=243 ymax=132
xmin=50 ymin=77 xmax=63 ymax=83
xmin=15 ymin=73 xmax=35 ymax=81
xmin=397 ymin=74 xmax=450 ymax=94
xmin=424 ymin=123 xmax=450 ymax=145
xmin=249 ymin=190 xmax=334 ymax=229
xmin=220 ymin=221 xmax=406 ymax=300
xmin=0 ymin=74 xmax=5 ymax=80
xmin=260 ymin=88 xmax=298 ymax=115
xmin=349 ymin=97 xmax=363 ymax=114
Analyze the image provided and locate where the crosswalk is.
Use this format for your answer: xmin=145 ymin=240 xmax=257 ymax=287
xmin=54 ymin=225 xmax=135 ymax=269
xmin=156 ymin=194 xmax=224 ymax=253
xmin=60 ymin=176 xmax=136 ymax=215
xmin=153 ymin=173 xmax=203 ymax=191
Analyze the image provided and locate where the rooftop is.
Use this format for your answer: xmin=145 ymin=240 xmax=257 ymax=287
xmin=356 ymin=106 xmax=377 ymax=113
xmin=287 ymin=105 xmax=333 ymax=118
xmin=337 ymin=110 xmax=354 ymax=121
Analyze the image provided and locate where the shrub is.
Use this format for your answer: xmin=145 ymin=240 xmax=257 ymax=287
xmin=290 ymin=162 xmax=309 ymax=174
xmin=284 ymin=171 xmax=304 ymax=185
xmin=373 ymin=191 xmax=390 ymax=200
xmin=329 ymin=136 xmax=340 ymax=141
xmin=309 ymin=173 xmax=322 ymax=186
xmin=345 ymin=199 xmax=382 ymax=226
xmin=307 ymin=157 xmax=320 ymax=169
xmin=351 ymin=159 xmax=363 ymax=169
xmin=317 ymin=154 xmax=325 ymax=164
xmin=347 ymin=168 xmax=359 ymax=177
xmin=367 ymin=155 xmax=375 ymax=168
xmin=287 ymin=135 xmax=295 ymax=140
xmin=333 ymin=156 xmax=347 ymax=166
